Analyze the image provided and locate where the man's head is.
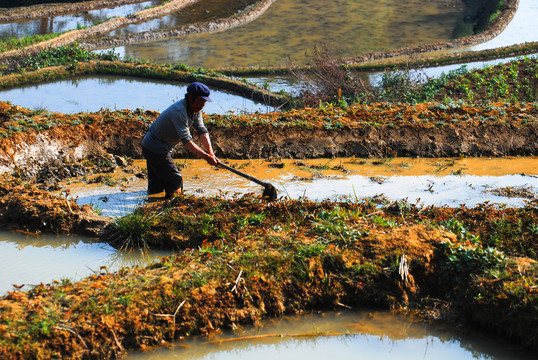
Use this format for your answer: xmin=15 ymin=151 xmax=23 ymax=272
xmin=186 ymin=82 xmax=212 ymax=114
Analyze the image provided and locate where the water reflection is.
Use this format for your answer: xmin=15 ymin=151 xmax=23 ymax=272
xmin=0 ymin=1 xmax=165 ymax=39
xmin=67 ymin=158 xmax=538 ymax=217
xmin=114 ymin=0 xmax=472 ymax=68
xmin=126 ymin=310 xmax=535 ymax=360
xmin=0 ymin=75 xmax=276 ymax=114
xmin=470 ymin=0 xmax=538 ymax=51
xmin=109 ymin=0 xmax=253 ymax=35
xmin=0 ymin=231 xmax=169 ymax=294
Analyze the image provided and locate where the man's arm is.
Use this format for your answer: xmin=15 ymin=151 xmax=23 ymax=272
xmin=199 ymin=132 xmax=215 ymax=156
xmin=184 ymin=136 xmax=218 ymax=166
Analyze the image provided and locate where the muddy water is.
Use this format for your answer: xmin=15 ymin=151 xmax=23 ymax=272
xmin=0 ymin=75 xmax=276 ymax=114
xmin=0 ymin=1 xmax=165 ymax=39
xmin=66 ymin=157 xmax=538 ymax=217
xmin=0 ymin=231 xmax=169 ymax=294
xmin=126 ymin=310 xmax=535 ymax=360
xmin=109 ymin=0 xmax=255 ymax=36
xmin=115 ymin=0 xmax=473 ymax=68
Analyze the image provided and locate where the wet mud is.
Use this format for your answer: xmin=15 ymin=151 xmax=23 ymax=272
xmin=0 ymin=98 xmax=536 ymax=357
xmin=0 ymin=192 xmax=536 ymax=359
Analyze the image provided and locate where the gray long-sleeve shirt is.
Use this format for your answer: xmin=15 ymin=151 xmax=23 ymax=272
xmin=141 ymin=98 xmax=208 ymax=154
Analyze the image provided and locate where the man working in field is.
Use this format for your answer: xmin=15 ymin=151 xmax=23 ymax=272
xmin=141 ymin=82 xmax=219 ymax=199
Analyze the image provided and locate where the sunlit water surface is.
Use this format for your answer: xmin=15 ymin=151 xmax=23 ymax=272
xmin=113 ymin=0 xmax=474 ymax=68
xmin=66 ymin=157 xmax=538 ymax=217
xmin=109 ymin=0 xmax=254 ymax=36
xmin=0 ymin=231 xmax=169 ymax=294
xmin=0 ymin=1 xmax=165 ymax=39
xmin=125 ymin=310 xmax=535 ymax=360
xmin=0 ymin=75 xmax=275 ymax=114
xmin=470 ymin=0 xmax=538 ymax=51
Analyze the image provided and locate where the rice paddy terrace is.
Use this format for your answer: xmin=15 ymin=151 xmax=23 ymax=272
xmin=0 ymin=0 xmax=536 ymax=359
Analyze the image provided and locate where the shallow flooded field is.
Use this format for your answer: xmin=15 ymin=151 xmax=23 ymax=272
xmin=3 ymin=156 xmax=533 ymax=295
xmin=0 ymin=75 xmax=276 ymax=114
xmin=65 ymin=157 xmax=538 ymax=217
xmin=0 ymin=1 xmax=536 ymax=358
xmin=109 ymin=0 xmax=255 ymax=36
xmin=0 ymin=231 xmax=169 ymax=294
xmin=0 ymin=1 xmax=165 ymax=39
xmin=126 ymin=310 xmax=536 ymax=360
xmin=115 ymin=0 xmax=472 ymax=68
xmin=470 ymin=0 xmax=538 ymax=51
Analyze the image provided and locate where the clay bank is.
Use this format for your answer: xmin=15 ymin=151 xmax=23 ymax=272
xmin=0 ymin=90 xmax=536 ymax=358
xmin=0 ymin=2 xmax=537 ymax=355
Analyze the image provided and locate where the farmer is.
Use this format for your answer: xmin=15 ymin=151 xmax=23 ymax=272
xmin=141 ymin=82 xmax=219 ymax=199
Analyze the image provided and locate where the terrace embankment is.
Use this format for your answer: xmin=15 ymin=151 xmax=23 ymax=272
xmin=0 ymin=101 xmax=535 ymax=180
xmin=0 ymin=98 xmax=536 ymax=358
xmin=0 ymin=194 xmax=536 ymax=359
xmin=0 ymin=98 xmax=535 ymax=236
xmin=0 ymin=0 xmax=150 ymax=22
xmin=0 ymin=0 xmax=201 ymax=60
xmin=0 ymin=0 xmax=531 ymax=73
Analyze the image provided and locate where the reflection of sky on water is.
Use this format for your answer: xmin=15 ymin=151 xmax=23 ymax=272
xmin=0 ymin=1 xmax=164 ymax=39
xmin=0 ymin=231 xmax=168 ymax=294
xmin=126 ymin=311 xmax=536 ymax=360
xmin=0 ymin=75 xmax=277 ymax=114
xmin=71 ymin=173 xmax=538 ymax=218
xmin=112 ymin=0 xmax=469 ymax=69
xmin=293 ymin=174 xmax=537 ymax=207
xmin=470 ymin=0 xmax=538 ymax=51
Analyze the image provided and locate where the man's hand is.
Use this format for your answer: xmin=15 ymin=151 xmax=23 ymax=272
xmin=205 ymin=153 xmax=219 ymax=166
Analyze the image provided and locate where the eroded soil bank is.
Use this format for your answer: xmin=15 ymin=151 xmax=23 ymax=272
xmin=0 ymin=97 xmax=536 ymax=358
xmin=0 ymin=100 xmax=535 ymax=181
xmin=0 ymin=192 xmax=536 ymax=359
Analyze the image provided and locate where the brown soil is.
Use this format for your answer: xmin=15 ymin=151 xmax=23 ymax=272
xmin=0 ymin=101 xmax=536 ymax=181
xmin=486 ymin=186 xmax=538 ymax=200
xmin=0 ymin=176 xmax=111 ymax=237
xmin=0 ymin=193 xmax=536 ymax=359
xmin=0 ymin=99 xmax=535 ymax=357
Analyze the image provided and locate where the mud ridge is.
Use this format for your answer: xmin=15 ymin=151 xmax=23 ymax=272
xmin=81 ymin=0 xmax=276 ymax=50
xmin=0 ymin=101 xmax=536 ymax=179
xmin=0 ymin=195 xmax=536 ymax=358
xmin=81 ymin=0 xmax=519 ymax=68
xmin=0 ymin=0 xmax=150 ymax=22
xmin=0 ymin=0 xmax=199 ymax=60
xmin=0 ymin=60 xmax=285 ymax=106
xmin=342 ymin=0 xmax=519 ymax=67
